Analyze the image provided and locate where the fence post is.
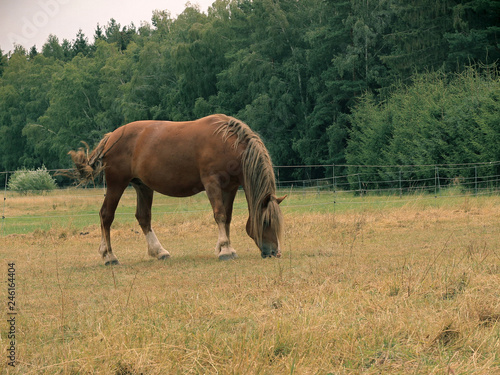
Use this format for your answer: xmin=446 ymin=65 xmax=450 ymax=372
xmin=276 ymin=167 xmax=280 ymax=190
xmin=475 ymin=165 xmax=478 ymax=196
xmin=332 ymin=164 xmax=336 ymax=214
xmin=358 ymin=173 xmax=363 ymax=196
xmin=332 ymin=164 xmax=335 ymax=192
xmin=435 ymin=166 xmax=440 ymax=197
xmin=1 ymin=172 xmax=7 ymax=236
xmin=399 ymin=168 xmax=402 ymax=198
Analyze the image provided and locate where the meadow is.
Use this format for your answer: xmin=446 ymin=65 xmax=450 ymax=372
xmin=1 ymin=188 xmax=500 ymax=374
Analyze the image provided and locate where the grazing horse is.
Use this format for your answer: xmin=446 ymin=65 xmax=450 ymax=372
xmin=69 ymin=114 xmax=285 ymax=265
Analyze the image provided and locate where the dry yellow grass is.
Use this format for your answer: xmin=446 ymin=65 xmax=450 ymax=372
xmin=1 ymin=191 xmax=500 ymax=374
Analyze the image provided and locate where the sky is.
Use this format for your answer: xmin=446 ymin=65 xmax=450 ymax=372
xmin=0 ymin=0 xmax=215 ymax=53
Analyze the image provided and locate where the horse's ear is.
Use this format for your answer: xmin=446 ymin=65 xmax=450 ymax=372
xmin=276 ymin=195 xmax=287 ymax=204
xmin=262 ymin=194 xmax=287 ymax=207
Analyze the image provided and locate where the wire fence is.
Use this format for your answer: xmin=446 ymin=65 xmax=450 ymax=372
xmin=275 ymin=161 xmax=500 ymax=196
xmin=2 ymin=161 xmax=500 ymax=236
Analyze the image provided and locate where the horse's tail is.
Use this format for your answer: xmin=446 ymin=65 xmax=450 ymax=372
xmin=68 ymin=133 xmax=111 ymax=185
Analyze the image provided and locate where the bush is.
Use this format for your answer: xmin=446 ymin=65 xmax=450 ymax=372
xmin=8 ymin=166 xmax=57 ymax=194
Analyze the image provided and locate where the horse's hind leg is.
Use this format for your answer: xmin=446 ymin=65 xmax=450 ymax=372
xmin=99 ymin=180 xmax=128 ymax=265
xmin=132 ymin=180 xmax=170 ymax=260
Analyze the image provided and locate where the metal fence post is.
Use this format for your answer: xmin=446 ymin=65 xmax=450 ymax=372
xmin=475 ymin=165 xmax=478 ymax=196
xmin=1 ymin=172 xmax=8 ymax=236
xmin=435 ymin=166 xmax=440 ymax=197
xmin=399 ymin=168 xmax=402 ymax=198
xmin=332 ymin=164 xmax=335 ymax=192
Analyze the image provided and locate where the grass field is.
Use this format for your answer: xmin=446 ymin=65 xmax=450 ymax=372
xmin=1 ymin=188 xmax=500 ymax=374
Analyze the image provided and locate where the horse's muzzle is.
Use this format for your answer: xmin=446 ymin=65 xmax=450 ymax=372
xmin=261 ymin=244 xmax=281 ymax=258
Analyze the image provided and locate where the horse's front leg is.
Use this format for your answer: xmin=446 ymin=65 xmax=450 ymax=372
xmin=214 ymin=220 xmax=237 ymax=260
xmin=99 ymin=183 xmax=127 ymax=265
xmin=205 ymin=182 xmax=238 ymax=260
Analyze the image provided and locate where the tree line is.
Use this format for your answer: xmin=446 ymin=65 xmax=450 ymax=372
xmin=0 ymin=0 xmax=498 ymax=183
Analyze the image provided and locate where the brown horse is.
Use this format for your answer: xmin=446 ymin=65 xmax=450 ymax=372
xmin=69 ymin=114 xmax=285 ymax=265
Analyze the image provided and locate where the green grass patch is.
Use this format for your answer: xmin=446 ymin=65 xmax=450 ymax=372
xmin=1 ymin=187 xmax=498 ymax=236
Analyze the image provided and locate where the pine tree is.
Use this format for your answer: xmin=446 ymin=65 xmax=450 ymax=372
xmin=28 ymin=46 xmax=38 ymax=60
xmin=73 ymin=29 xmax=90 ymax=56
xmin=42 ymin=35 xmax=64 ymax=60
xmin=0 ymin=48 xmax=7 ymax=76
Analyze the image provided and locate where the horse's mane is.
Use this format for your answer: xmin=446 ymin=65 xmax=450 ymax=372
xmin=215 ymin=115 xmax=283 ymax=247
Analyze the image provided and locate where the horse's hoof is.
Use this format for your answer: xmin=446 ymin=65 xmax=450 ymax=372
xmin=158 ymin=253 xmax=170 ymax=261
xmin=218 ymin=253 xmax=237 ymax=261
xmin=105 ymin=259 xmax=120 ymax=266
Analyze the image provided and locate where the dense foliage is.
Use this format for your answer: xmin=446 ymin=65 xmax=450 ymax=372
xmin=0 ymin=0 xmax=498 ymax=178
xmin=7 ymin=166 xmax=57 ymax=194
xmin=346 ymin=68 xmax=500 ymax=188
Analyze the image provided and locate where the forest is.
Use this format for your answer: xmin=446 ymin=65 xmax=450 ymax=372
xmin=0 ymin=0 xmax=499 ymax=181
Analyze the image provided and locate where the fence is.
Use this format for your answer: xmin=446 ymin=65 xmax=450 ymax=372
xmin=2 ymin=162 xmax=500 ymax=236
xmin=2 ymin=161 xmax=500 ymax=194
xmin=274 ymin=161 xmax=500 ymax=196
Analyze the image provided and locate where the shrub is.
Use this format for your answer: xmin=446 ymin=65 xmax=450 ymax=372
xmin=8 ymin=166 xmax=57 ymax=194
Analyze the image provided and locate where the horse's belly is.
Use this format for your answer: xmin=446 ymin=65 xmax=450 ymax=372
xmin=138 ymin=169 xmax=205 ymax=197
xmin=154 ymin=183 xmax=205 ymax=198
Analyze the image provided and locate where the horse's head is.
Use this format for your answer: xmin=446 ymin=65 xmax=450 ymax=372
xmin=246 ymin=195 xmax=286 ymax=258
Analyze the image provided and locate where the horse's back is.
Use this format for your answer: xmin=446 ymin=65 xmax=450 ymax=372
xmin=102 ymin=115 xmax=241 ymax=196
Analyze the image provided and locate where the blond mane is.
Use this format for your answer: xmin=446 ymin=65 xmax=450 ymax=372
xmin=215 ymin=116 xmax=283 ymax=247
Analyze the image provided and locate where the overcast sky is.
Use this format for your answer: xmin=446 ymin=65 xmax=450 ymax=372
xmin=0 ymin=0 xmax=215 ymax=53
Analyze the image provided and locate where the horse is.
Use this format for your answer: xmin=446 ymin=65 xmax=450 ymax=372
xmin=69 ymin=114 xmax=286 ymax=265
